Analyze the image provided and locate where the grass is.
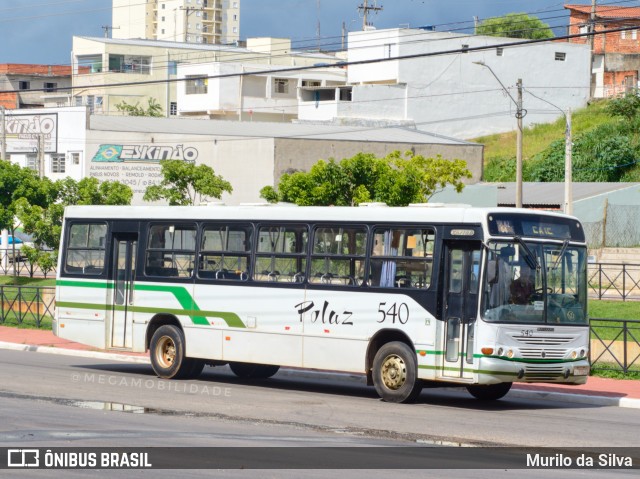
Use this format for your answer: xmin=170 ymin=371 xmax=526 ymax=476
xmin=588 ymin=300 xmax=640 ymax=320
xmin=0 ymin=276 xmax=56 ymax=287
xmin=472 ymin=100 xmax=614 ymax=163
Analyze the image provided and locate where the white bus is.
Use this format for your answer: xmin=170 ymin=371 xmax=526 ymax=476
xmin=54 ymin=204 xmax=590 ymax=403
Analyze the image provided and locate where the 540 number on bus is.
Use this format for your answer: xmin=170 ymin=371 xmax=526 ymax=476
xmin=378 ymin=302 xmax=409 ymax=324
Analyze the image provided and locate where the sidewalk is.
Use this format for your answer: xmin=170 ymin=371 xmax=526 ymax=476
xmin=1 ymin=325 xmax=639 ymax=407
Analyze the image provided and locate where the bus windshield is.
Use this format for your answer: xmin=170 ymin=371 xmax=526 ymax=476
xmin=482 ymin=241 xmax=587 ymax=325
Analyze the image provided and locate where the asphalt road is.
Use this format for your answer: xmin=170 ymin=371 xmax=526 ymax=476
xmin=1 ymin=349 xmax=639 ymax=478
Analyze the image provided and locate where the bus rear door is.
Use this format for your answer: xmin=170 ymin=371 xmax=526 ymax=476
xmin=109 ymin=233 xmax=138 ymax=349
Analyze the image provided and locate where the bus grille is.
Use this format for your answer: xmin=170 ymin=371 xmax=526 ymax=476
xmin=524 ymin=365 xmax=565 ymax=381
xmin=519 ymin=348 xmax=567 ymax=359
xmin=512 ymin=335 xmax=575 ymax=346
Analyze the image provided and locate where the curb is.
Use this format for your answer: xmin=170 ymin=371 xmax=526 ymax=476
xmin=2 ymin=341 xmax=639 ymax=409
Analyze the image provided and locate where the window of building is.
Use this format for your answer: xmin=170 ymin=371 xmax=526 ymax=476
xmin=196 ymin=23 xmax=201 ymax=30
xmin=496 ymin=47 xmax=503 ymax=56
xmin=633 ymin=29 xmax=638 ymax=40
xmin=555 ymin=52 xmax=567 ymax=61
xmin=77 ymin=54 xmax=102 ymax=73
xmin=70 ymin=152 xmax=81 ymax=165
xmin=274 ymin=78 xmax=289 ymax=94
xmin=233 ymin=14 xmax=238 ymax=21
xmin=196 ymin=11 xmax=202 ymax=17
xmin=302 ymin=80 xmax=322 ymax=87
xmin=621 ymin=30 xmax=627 ymax=40
xmin=579 ymin=24 xmax=588 ymax=34
xmin=161 ymin=3 xmax=165 ymax=8
xmin=170 ymin=102 xmax=177 ymax=115
xmin=26 ymin=154 xmax=38 ymax=172
xmin=161 ymin=16 xmax=165 ymax=21
xmin=109 ymin=54 xmax=151 ymax=74
xmin=19 ymin=81 xmax=30 ymax=90
xmin=51 ymin=154 xmax=66 ymax=173
xmin=461 ymin=44 xmax=469 ymax=53
xmin=44 ymin=82 xmax=57 ymax=92
xmin=233 ymin=26 xmax=238 ymax=33
xmin=185 ymin=75 xmax=207 ymax=94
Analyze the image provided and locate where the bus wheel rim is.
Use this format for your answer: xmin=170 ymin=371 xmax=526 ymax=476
xmin=156 ymin=336 xmax=176 ymax=369
xmin=381 ymin=354 xmax=407 ymax=390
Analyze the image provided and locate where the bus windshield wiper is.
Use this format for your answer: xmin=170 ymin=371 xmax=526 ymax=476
xmin=514 ymin=236 xmax=540 ymax=271
xmin=551 ymin=239 xmax=570 ymax=271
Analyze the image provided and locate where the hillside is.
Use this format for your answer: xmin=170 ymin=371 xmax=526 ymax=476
xmin=472 ymin=99 xmax=640 ymax=182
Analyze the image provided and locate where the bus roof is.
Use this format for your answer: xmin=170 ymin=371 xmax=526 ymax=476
xmin=63 ymin=204 xmax=578 ymax=225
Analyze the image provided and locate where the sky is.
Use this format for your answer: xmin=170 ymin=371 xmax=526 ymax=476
xmin=0 ymin=0 xmax=623 ymax=65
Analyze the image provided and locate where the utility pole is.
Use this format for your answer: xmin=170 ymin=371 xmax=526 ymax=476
xmin=316 ymin=0 xmax=321 ymax=50
xmin=101 ymin=25 xmax=120 ymax=38
xmin=564 ymin=109 xmax=573 ymax=215
xmin=180 ymin=6 xmax=204 ymax=42
xmin=358 ymin=0 xmax=383 ymax=31
xmin=589 ymin=0 xmax=597 ymax=98
xmin=516 ymin=78 xmax=523 ymax=209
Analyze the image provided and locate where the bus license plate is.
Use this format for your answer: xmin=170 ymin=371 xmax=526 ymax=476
xmin=574 ymin=366 xmax=589 ymax=376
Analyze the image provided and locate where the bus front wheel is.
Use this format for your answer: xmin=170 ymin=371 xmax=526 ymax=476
xmin=372 ymin=341 xmax=422 ymax=403
xmin=466 ymin=382 xmax=512 ymax=401
xmin=150 ymin=325 xmax=193 ymax=379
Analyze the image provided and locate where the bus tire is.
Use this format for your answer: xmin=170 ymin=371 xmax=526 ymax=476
xmin=466 ymin=382 xmax=512 ymax=401
xmin=372 ymin=341 xmax=422 ymax=403
xmin=150 ymin=325 xmax=192 ymax=379
xmin=229 ymin=362 xmax=280 ymax=379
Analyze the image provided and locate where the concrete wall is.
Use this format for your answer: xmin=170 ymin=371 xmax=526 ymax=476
xmin=86 ymin=129 xmax=275 ymax=205
xmin=272 ymin=138 xmax=483 ymax=184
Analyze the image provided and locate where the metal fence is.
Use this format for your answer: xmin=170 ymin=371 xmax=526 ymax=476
xmin=590 ymin=318 xmax=640 ymax=374
xmin=588 ymin=263 xmax=640 ymax=301
xmin=0 ymin=251 xmax=56 ymax=278
xmin=0 ymin=285 xmax=56 ymax=328
xmin=583 ymin=204 xmax=640 ymax=248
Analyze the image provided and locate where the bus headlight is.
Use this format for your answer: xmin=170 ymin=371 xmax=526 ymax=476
xmin=580 ymin=349 xmax=587 ymax=358
xmin=497 ymin=347 xmax=504 ymax=356
xmin=571 ymin=351 xmax=578 ymax=359
xmin=506 ymin=349 xmax=514 ymax=358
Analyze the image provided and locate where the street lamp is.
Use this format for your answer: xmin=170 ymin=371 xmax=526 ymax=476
xmin=473 ymin=61 xmax=525 ymax=208
xmin=524 ymin=89 xmax=573 ymax=215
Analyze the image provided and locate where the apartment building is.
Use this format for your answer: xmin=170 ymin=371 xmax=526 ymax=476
xmin=566 ymin=4 xmax=640 ymax=97
xmin=71 ymin=36 xmax=342 ymax=120
xmin=112 ymin=0 xmax=240 ymax=45
xmin=0 ymin=64 xmax=73 ymax=109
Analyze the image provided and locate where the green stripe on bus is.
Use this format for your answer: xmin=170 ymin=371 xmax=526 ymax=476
xmin=56 ymin=280 xmax=245 ymax=328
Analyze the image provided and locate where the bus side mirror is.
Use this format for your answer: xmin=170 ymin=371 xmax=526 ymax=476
xmin=487 ymin=260 xmax=498 ymax=284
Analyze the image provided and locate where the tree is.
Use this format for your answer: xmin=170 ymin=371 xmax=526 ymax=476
xmin=115 ymin=97 xmax=164 ymax=117
xmin=477 ymin=13 xmax=554 ymax=39
xmin=607 ymin=91 xmax=640 ymax=120
xmin=260 ymin=151 xmax=471 ymax=207
xmin=15 ymin=177 xmax=133 ymax=251
xmin=143 ymin=160 xmax=233 ymax=205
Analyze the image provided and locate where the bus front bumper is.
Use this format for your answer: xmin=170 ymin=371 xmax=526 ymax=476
xmin=477 ymin=357 xmax=590 ymax=385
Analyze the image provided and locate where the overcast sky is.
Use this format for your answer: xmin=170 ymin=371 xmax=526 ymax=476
xmin=0 ymin=1 xmax=620 ymax=65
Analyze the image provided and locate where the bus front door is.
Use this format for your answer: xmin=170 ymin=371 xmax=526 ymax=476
xmin=442 ymin=243 xmax=481 ymax=379
xmin=109 ymin=235 xmax=137 ymax=349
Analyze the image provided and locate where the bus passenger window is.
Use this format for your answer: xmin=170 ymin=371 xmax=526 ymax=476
xmin=310 ymin=226 xmax=366 ymax=286
xmin=65 ymin=223 xmax=108 ymax=275
xmin=370 ymin=227 xmax=435 ymax=289
xmin=145 ymin=224 xmax=196 ymax=278
xmin=199 ymin=224 xmax=252 ymax=281
xmin=254 ymin=225 xmax=307 ymax=283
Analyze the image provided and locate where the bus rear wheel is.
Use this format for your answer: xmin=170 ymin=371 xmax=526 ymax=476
xmin=466 ymin=382 xmax=512 ymax=401
xmin=372 ymin=341 xmax=422 ymax=403
xmin=150 ymin=325 xmax=193 ymax=379
xmin=229 ymin=362 xmax=280 ymax=379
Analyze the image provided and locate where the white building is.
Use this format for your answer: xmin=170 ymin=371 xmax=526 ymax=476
xmin=298 ymin=28 xmax=592 ymax=139
xmin=112 ymin=0 xmax=240 ymax=45
xmin=177 ymin=39 xmax=346 ymax=121
xmin=3 ymin=107 xmax=87 ymax=181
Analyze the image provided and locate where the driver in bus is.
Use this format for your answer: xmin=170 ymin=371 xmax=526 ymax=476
xmin=510 ymin=266 xmax=535 ymax=305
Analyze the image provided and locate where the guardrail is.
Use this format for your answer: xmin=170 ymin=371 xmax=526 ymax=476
xmin=588 ymin=263 xmax=640 ymax=301
xmin=590 ymin=318 xmax=640 ymax=375
xmin=0 ymin=285 xmax=55 ymax=328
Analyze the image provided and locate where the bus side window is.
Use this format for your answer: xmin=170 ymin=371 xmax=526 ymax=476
xmin=370 ymin=227 xmax=434 ymax=289
xmin=64 ymin=223 xmax=108 ymax=276
xmin=199 ymin=224 xmax=252 ymax=282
